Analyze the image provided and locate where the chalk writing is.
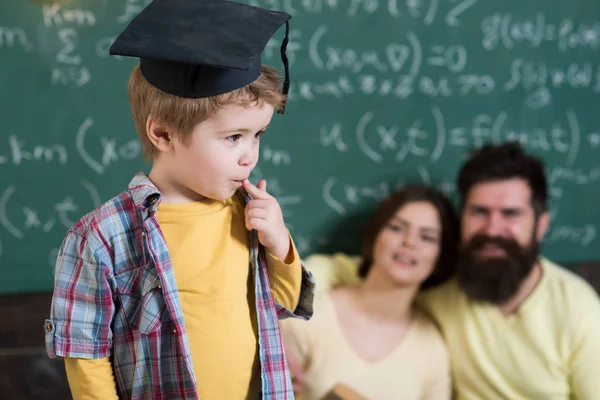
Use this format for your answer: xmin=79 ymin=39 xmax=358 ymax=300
xmin=308 ymin=27 xmax=424 ymax=74
xmin=51 ymin=66 xmax=91 ymax=87
xmin=42 ymin=5 xmax=96 ymax=28
xmin=117 ymin=0 xmax=153 ymax=23
xmin=2 ymin=0 xmax=600 ymax=293
xmin=547 ymin=224 xmax=596 ymax=246
xmin=322 ymin=173 xmax=456 ymax=216
xmin=482 ymin=13 xmax=600 ymax=52
xmin=0 ymin=136 xmax=67 ymax=166
xmin=320 ymin=123 xmax=349 ymax=152
xmin=262 ymin=146 xmax=292 ymax=166
xmin=248 ymin=0 xmax=339 ymax=16
xmin=503 ymin=59 xmax=600 ymax=103
xmin=426 ymin=45 xmax=467 ymax=73
xmin=249 ymin=0 xmax=476 ymax=27
xmin=0 ymin=181 xmax=100 ymax=240
xmin=0 ymin=26 xmax=33 ymax=51
xmin=75 ymin=118 xmax=142 ymax=175
xmin=56 ymin=28 xmax=81 ymax=65
xmin=41 ymin=4 xmax=95 ymax=87
xmin=548 ymin=167 xmax=600 ymax=186
xmin=288 ymin=73 xmax=496 ymax=101
xmin=445 ymin=0 xmax=478 ymax=27
xmin=321 ymin=108 xmax=584 ymax=166
xmin=588 ymin=133 xmax=600 ymax=149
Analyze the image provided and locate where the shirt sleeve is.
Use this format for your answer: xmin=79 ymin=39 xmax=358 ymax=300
xmin=569 ymin=289 xmax=600 ymax=400
xmin=265 ymin=233 xmax=315 ymax=321
xmin=64 ymin=357 xmax=119 ymax=400
xmin=45 ymin=229 xmax=115 ymax=359
xmin=265 ymin=233 xmax=303 ymax=312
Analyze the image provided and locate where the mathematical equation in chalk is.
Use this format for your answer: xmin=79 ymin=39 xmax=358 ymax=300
xmin=319 ymin=108 xmax=599 ymax=166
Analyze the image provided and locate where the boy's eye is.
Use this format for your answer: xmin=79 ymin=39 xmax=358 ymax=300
xmin=227 ymin=134 xmax=241 ymax=142
xmin=255 ymin=130 xmax=267 ymax=139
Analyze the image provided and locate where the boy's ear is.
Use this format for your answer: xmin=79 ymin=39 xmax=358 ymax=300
xmin=146 ymin=115 xmax=175 ymax=153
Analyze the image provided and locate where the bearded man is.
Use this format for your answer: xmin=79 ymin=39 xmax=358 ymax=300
xmin=418 ymin=142 xmax=600 ymax=400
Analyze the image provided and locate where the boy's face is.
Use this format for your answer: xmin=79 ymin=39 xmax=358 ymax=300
xmin=168 ymin=101 xmax=275 ymax=201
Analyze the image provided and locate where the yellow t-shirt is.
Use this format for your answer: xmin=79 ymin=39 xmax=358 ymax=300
xmin=65 ymin=193 xmax=302 ymax=399
xmin=281 ymin=291 xmax=451 ymax=400
xmin=417 ymin=257 xmax=600 ymax=400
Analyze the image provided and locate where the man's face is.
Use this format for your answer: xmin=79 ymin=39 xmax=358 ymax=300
xmin=457 ymin=178 xmax=549 ymax=304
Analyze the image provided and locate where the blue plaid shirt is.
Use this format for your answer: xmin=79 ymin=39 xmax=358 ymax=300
xmin=45 ymin=172 xmax=315 ymax=399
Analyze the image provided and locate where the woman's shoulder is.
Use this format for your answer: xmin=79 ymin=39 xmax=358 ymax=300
xmin=304 ymin=253 xmax=362 ymax=292
xmin=293 ymin=289 xmax=339 ymax=328
xmin=410 ymin=308 xmax=448 ymax=352
xmin=312 ymin=289 xmax=336 ymax=314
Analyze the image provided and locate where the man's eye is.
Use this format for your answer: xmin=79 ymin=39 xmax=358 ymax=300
xmin=227 ymin=134 xmax=241 ymax=142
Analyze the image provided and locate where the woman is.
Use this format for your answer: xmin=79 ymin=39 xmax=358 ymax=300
xmin=281 ymin=185 xmax=459 ymax=400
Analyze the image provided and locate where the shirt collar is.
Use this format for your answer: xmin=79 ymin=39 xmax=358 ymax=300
xmin=128 ymin=172 xmax=161 ymax=213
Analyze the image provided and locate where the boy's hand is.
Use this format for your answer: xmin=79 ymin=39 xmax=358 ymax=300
xmin=243 ymin=179 xmax=290 ymax=261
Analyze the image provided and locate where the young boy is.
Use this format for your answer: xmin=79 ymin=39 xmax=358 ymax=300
xmin=44 ymin=1 xmax=315 ymax=399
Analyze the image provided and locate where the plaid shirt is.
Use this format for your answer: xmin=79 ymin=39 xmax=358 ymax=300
xmin=45 ymin=173 xmax=315 ymax=399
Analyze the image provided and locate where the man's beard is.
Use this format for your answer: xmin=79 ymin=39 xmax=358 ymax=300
xmin=456 ymin=233 xmax=539 ymax=304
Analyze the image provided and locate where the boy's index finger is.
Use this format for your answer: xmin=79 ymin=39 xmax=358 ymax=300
xmin=243 ymin=179 xmax=269 ymax=199
xmin=257 ymin=179 xmax=267 ymax=192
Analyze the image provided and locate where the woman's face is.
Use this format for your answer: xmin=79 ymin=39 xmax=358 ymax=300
xmin=371 ymin=201 xmax=442 ymax=287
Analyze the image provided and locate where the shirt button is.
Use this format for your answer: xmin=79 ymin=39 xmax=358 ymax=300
xmin=44 ymin=320 xmax=54 ymax=332
xmin=141 ymin=231 xmax=146 ymax=237
xmin=157 ymin=283 xmax=162 ymax=289
xmin=172 ymin=328 xmax=177 ymax=334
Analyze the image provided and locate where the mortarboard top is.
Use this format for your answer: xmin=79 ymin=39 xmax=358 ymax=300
xmin=109 ymin=0 xmax=292 ymax=113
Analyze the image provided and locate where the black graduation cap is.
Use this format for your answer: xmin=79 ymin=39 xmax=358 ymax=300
xmin=109 ymin=0 xmax=292 ymax=113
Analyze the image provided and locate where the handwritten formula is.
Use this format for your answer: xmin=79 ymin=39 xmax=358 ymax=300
xmin=0 ymin=0 xmax=598 ymax=293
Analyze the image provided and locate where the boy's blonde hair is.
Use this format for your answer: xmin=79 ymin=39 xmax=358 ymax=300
xmin=128 ymin=64 xmax=287 ymax=159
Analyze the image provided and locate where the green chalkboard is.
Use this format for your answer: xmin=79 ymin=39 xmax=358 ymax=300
xmin=1 ymin=0 xmax=599 ymax=293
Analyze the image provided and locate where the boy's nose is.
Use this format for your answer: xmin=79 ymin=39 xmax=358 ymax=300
xmin=239 ymin=146 xmax=258 ymax=167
